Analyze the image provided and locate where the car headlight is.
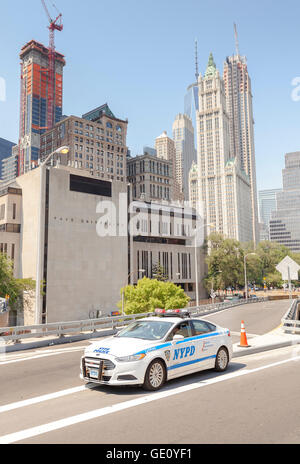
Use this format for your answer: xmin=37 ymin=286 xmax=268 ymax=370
xmin=115 ymin=353 xmax=146 ymax=362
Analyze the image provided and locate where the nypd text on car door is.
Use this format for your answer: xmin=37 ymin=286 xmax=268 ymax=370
xmin=167 ymin=319 xmax=220 ymax=378
xmin=167 ymin=320 xmax=198 ymax=377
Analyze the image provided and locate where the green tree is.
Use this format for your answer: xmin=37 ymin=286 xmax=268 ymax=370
xmin=0 ymin=253 xmax=35 ymax=308
xmin=204 ymin=233 xmax=244 ymax=291
xmin=292 ymin=253 xmax=300 ymax=266
xmin=265 ymin=271 xmax=283 ymax=288
xmin=242 ymin=241 xmax=293 ymax=286
xmin=204 ymin=234 xmax=300 ymax=293
xmin=118 ymin=277 xmax=190 ymax=315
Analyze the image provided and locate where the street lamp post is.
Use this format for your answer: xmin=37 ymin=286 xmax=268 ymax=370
xmin=244 ymin=253 xmax=257 ymax=301
xmin=194 ymin=241 xmax=199 ymax=307
xmin=210 ymin=270 xmax=222 ymax=302
xmin=35 ymin=146 xmax=69 ymax=325
xmin=194 ymin=222 xmax=215 ymax=307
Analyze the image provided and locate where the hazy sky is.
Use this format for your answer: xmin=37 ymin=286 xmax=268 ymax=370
xmin=1 ymin=0 xmax=300 ymax=191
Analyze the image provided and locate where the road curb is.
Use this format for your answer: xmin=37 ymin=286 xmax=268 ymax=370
xmin=233 ymin=338 xmax=300 ymax=358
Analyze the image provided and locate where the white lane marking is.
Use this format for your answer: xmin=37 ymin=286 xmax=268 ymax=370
xmin=0 ymin=355 xmax=299 ymax=444
xmin=0 ymin=346 xmax=85 ymax=365
xmin=0 ymin=386 xmax=91 ymax=414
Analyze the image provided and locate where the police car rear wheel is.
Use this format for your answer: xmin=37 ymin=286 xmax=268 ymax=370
xmin=215 ymin=347 xmax=229 ymax=372
xmin=143 ymin=359 xmax=166 ymax=391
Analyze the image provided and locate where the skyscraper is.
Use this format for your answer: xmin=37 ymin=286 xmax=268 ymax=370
xmin=18 ymin=40 xmax=65 ymax=175
xmin=191 ymin=53 xmax=252 ymax=242
xmin=223 ymin=26 xmax=259 ymax=243
xmin=0 ymin=138 xmax=15 ymax=179
xmin=155 ymin=131 xmax=183 ymax=202
xmin=189 ymin=160 xmax=199 ymax=209
xmin=258 ymin=188 xmax=282 ymax=240
xmin=269 ymin=152 xmax=300 ymax=252
xmin=172 ymin=113 xmax=197 ymax=200
xmin=1 ymin=146 xmax=19 ymax=184
xmin=184 ymin=40 xmax=200 ymax=126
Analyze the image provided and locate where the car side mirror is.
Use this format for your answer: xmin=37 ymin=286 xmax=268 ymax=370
xmin=173 ymin=334 xmax=184 ymax=341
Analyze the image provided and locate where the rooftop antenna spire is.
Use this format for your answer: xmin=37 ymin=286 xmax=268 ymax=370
xmin=195 ymin=39 xmax=199 ymax=81
xmin=234 ymin=22 xmax=240 ymax=57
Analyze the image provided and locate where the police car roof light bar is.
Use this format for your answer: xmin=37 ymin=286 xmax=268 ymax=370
xmin=154 ymin=308 xmax=191 ymax=319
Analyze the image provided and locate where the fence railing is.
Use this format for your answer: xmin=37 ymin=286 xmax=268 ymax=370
xmin=0 ymin=296 xmax=268 ymax=345
xmin=281 ymin=298 xmax=300 ymax=334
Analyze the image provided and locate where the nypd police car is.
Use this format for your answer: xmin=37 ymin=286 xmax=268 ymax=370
xmin=80 ymin=309 xmax=233 ymax=391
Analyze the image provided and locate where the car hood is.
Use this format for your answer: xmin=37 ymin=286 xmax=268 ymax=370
xmin=85 ymin=336 xmax=167 ymax=358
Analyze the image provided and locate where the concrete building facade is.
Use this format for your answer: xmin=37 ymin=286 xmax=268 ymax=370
xmin=2 ymin=166 xmax=128 ymax=325
xmin=0 ymin=184 xmax=22 ymax=280
xmin=128 ymin=199 xmax=206 ymax=302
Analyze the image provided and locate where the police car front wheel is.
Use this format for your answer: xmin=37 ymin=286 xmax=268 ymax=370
xmin=143 ymin=359 xmax=166 ymax=391
xmin=215 ymin=347 xmax=229 ymax=372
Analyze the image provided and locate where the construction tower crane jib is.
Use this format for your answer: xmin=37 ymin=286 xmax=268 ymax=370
xmin=41 ymin=0 xmax=63 ymax=130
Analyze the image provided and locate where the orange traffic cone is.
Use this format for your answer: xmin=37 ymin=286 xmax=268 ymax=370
xmin=239 ymin=320 xmax=250 ymax=347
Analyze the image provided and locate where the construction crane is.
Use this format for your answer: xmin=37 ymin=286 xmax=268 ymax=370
xmin=41 ymin=0 xmax=63 ymax=130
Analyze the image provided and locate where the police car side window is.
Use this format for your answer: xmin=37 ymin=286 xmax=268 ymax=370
xmin=192 ymin=320 xmax=212 ymax=335
xmin=205 ymin=322 xmax=216 ymax=332
xmin=167 ymin=322 xmax=192 ymax=340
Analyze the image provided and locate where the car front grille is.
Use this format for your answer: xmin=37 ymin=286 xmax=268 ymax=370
xmin=85 ymin=357 xmax=116 ymax=371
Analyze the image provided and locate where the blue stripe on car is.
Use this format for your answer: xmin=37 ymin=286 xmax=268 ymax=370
xmin=167 ymin=354 xmax=216 ymax=370
xmin=175 ymin=331 xmax=221 ymax=344
xmin=135 ymin=342 xmax=172 ymax=355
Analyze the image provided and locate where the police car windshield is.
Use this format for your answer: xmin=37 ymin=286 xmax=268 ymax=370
xmin=116 ymin=320 xmax=173 ymax=340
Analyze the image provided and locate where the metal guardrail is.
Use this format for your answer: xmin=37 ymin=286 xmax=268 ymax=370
xmin=0 ymin=297 xmax=268 ymax=345
xmin=281 ymin=298 xmax=300 ymax=334
xmin=187 ymin=296 xmax=267 ymax=317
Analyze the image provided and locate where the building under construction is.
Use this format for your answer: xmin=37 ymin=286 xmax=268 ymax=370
xmin=18 ymin=39 xmax=65 ymax=175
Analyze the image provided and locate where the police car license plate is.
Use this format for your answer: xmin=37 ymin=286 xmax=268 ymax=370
xmin=89 ymin=369 xmax=99 ymax=379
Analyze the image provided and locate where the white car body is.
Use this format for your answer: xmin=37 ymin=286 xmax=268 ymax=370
xmin=80 ymin=315 xmax=233 ymax=389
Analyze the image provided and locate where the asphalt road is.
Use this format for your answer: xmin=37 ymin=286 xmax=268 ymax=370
xmin=201 ymin=298 xmax=290 ymax=343
xmin=0 ymin=299 xmax=298 ymax=445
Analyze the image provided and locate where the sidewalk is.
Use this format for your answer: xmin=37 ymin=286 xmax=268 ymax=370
xmin=232 ymin=326 xmax=300 ymax=358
